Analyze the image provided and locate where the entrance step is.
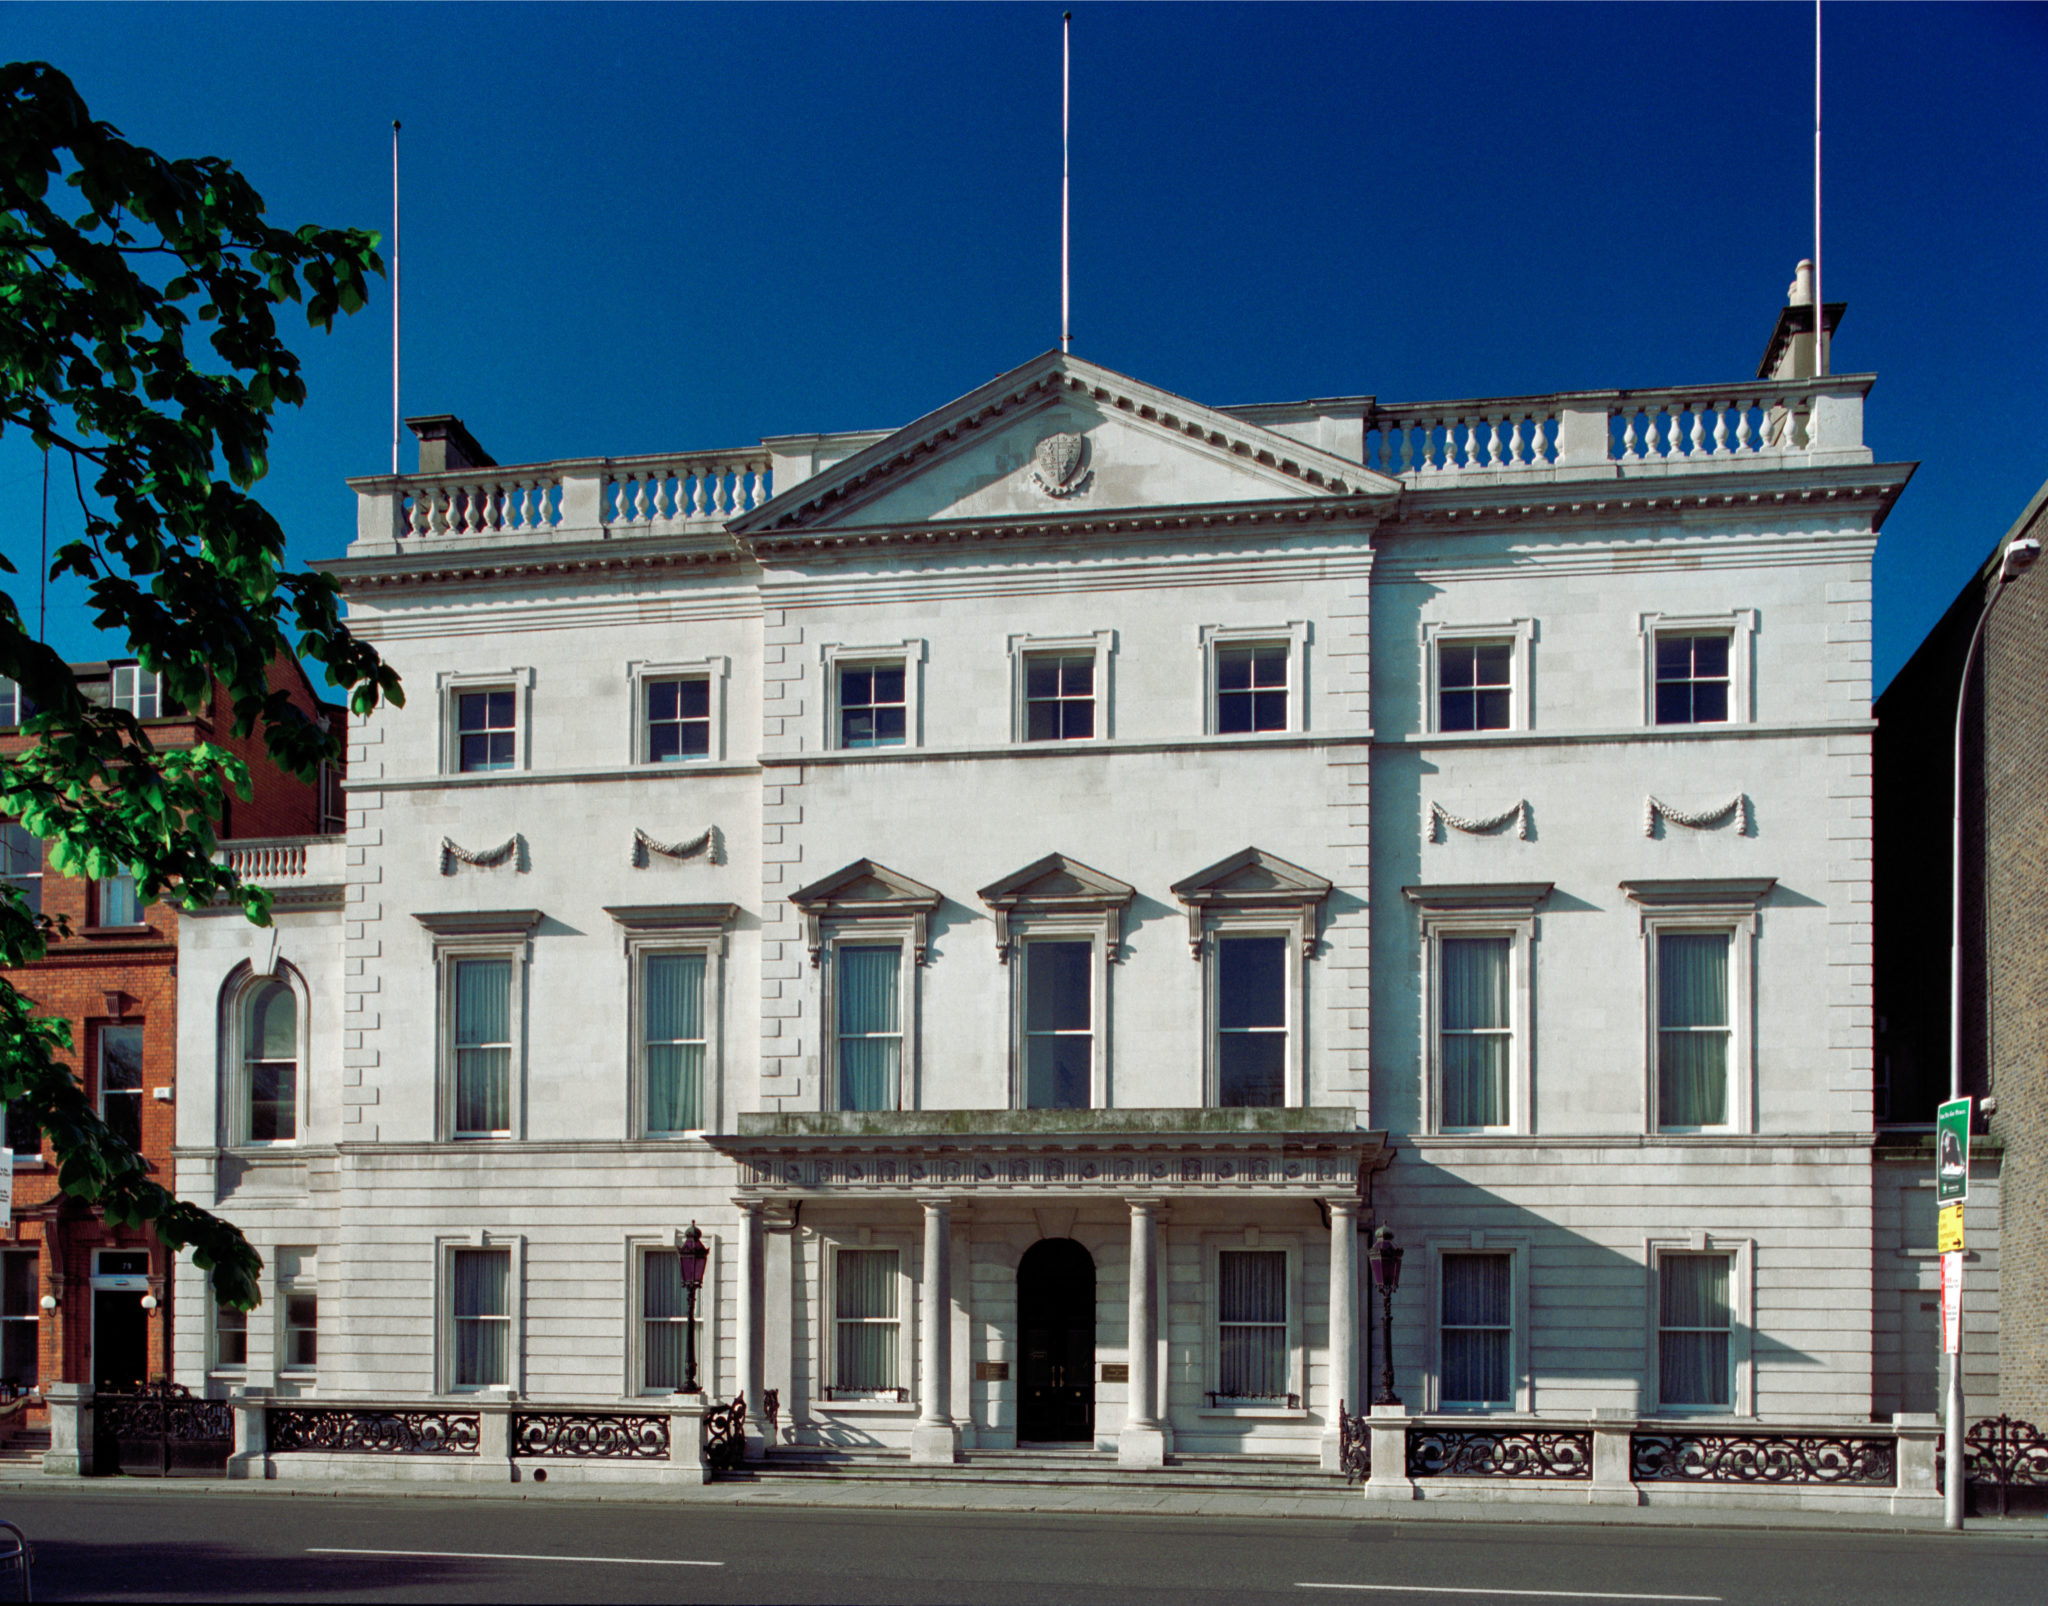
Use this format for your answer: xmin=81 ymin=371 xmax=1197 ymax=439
xmin=718 ymin=1446 xmax=1349 ymax=1493
xmin=0 ymin=1429 xmax=50 ymax=1468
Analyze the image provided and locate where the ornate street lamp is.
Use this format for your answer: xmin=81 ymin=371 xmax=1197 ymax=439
xmin=1366 ymin=1226 xmax=1404 ymax=1407
xmin=677 ymin=1222 xmax=710 ymax=1396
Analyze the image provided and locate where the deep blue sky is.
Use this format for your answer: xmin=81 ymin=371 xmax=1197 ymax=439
xmin=4 ymin=2 xmax=2044 ymax=692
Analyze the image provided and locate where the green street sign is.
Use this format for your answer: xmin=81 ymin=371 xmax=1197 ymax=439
xmin=1936 ymin=1097 xmax=1972 ymax=1203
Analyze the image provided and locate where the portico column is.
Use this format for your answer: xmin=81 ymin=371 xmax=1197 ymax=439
xmin=735 ymin=1199 xmax=765 ymax=1457
xmin=1322 ymin=1198 xmax=1360 ymax=1472
xmin=1119 ymin=1198 xmax=1167 ymax=1468
xmin=911 ymin=1197 xmax=960 ymax=1464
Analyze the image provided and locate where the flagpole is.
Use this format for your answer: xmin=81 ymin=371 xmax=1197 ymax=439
xmin=1813 ymin=2 xmax=1825 ymax=377
xmin=392 ymin=119 xmax=402 ymax=474
xmin=1056 ymin=13 xmax=1073 ymax=354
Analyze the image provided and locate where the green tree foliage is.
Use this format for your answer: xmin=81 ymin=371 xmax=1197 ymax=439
xmin=0 ymin=61 xmax=402 ymax=1308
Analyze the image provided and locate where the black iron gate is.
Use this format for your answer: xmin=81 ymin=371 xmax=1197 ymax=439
xmin=93 ymin=1381 xmax=232 ymax=1477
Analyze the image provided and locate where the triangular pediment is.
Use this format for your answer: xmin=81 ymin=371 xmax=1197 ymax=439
xmin=1171 ymin=847 xmax=1332 ymax=903
xmin=789 ymin=858 xmax=942 ymax=912
xmin=977 ymin=853 xmax=1135 ymax=909
xmin=731 ymin=352 xmax=1400 ymax=543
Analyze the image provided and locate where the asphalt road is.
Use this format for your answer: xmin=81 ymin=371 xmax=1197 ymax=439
xmin=0 ymin=1486 xmax=2042 ymax=1604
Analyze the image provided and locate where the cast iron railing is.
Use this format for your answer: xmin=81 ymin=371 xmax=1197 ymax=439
xmin=1630 ymin=1430 xmax=1895 ymax=1486
xmin=704 ymin=1392 xmax=747 ymax=1471
xmin=1409 ymin=1427 xmax=1592 ymax=1480
xmin=93 ymin=1380 xmax=233 ymax=1477
xmin=1337 ymin=1401 xmax=1369 ymax=1483
xmin=1964 ymin=1415 xmax=2048 ymax=1516
xmin=267 ymin=1407 xmax=481 ymax=1455
xmin=763 ymin=1388 xmax=780 ymax=1453
xmin=513 ymin=1412 xmax=669 ymax=1460
xmin=1204 ymin=1392 xmax=1301 ymax=1409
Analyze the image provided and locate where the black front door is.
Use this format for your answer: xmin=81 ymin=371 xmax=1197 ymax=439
xmin=1017 ymin=1237 xmax=1094 ymax=1443
xmin=93 ymin=1290 xmax=148 ymax=1392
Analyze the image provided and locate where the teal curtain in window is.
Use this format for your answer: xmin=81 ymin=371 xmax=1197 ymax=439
xmin=1440 ymin=937 xmax=1510 ymax=1127
xmin=1218 ymin=1249 xmax=1288 ymax=1398
xmin=644 ymin=953 xmax=706 ymax=1132
xmin=1659 ymin=1253 xmax=1732 ymax=1407
xmin=453 ymin=1249 xmax=509 ymax=1386
xmin=1658 ymin=933 xmax=1729 ymax=1127
xmin=454 ymin=959 xmax=512 ymax=1133
xmin=1441 ymin=1253 xmax=1512 ymax=1404
xmin=835 ymin=1248 xmax=899 ymax=1391
xmin=837 ymin=946 xmax=900 ymax=1112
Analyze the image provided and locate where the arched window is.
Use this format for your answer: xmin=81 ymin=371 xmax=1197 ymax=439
xmin=244 ymin=981 xmax=298 ymax=1142
xmin=221 ymin=963 xmax=307 ymax=1147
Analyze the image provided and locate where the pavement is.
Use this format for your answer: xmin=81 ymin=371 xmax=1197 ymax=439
xmin=4 ymin=1465 xmax=2044 ymax=1537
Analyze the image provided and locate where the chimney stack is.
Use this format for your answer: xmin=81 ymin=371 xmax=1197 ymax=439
xmin=404 ymin=414 xmax=497 ymax=475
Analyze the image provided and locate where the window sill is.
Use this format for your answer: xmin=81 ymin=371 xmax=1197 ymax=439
xmin=816 ymin=1397 xmax=916 ymax=1416
xmin=1197 ymin=1405 xmax=1312 ymax=1421
xmin=80 ymin=923 xmax=156 ymax=937
xmin=10 ymin=1156 xmax=46 ymax=1170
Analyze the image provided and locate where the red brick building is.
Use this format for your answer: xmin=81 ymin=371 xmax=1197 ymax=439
xmin=1 ymin=653 xmax=341 ymax=1397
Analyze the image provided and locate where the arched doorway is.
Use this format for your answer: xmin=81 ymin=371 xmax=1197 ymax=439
xmin=1017 ymin=1237 xmax=1095 ymax=1444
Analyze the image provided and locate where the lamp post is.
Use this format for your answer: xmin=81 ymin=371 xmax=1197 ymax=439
xmin=677 ymin=1221 xmax=710 ymax=1396
xmin=1366 ymin=1226 xmax=1404 ymax=1407
xmin=1943 ymin=533 xmax=2041 ymax=1530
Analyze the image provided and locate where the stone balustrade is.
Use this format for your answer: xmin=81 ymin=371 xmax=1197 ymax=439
xmin=1365 ymin=374 xmax=1873 ymax=481
xmin=219 ymin=835 xmax=346 ymax=887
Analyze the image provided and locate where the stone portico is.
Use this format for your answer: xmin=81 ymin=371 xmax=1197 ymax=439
xmin=713 ymin=1110 xmax=1388 ymax=1468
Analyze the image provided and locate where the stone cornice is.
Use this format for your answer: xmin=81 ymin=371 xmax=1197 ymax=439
xmin=325 ymin=532 xmax=744 ymax=592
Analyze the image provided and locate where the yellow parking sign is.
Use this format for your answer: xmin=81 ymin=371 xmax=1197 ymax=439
xmin=1938 ymin=1200 xmax=1966 ymax=1255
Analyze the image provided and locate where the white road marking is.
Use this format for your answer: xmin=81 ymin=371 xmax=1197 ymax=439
xmin=1297 ymin=1586 xmax=1718 ymax=1603
xmin=309 ymin=1547 xmax=723 ymax=1568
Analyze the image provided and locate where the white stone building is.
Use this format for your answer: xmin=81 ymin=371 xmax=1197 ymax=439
xmin=172 ymin=275 xmax=1918 ymax=1476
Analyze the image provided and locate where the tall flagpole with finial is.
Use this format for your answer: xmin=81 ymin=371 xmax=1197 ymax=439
xmin=1061 ymin=11 xmax=1071 ymax=355
xmin=1812 ymin=2 xmax=1825 ymax=377
xmin=392 ymin=120 xmax=402 ymax=474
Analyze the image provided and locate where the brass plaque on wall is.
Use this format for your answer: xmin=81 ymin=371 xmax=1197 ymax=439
xmin=974 ymin=1361 xmax=1010 ymax=1381
xmin=1099 ymin=1363 xmax=1130 ymax=1383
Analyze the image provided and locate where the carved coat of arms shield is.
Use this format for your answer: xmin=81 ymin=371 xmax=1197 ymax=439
xmin=1030 ymin=431 xmax=1089 ymax=497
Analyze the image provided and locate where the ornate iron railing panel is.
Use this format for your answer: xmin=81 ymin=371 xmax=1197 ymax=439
xmin=512 ymin=1412 xmax=669 ymax=1460
xmin=94 ymin=1381 xmax=233 ymax=1477
xmin=1630 ymin=1431 xmax=1895 ymax=1486
xmin=267 ymin=1408 xmax=481 ymax=1456
xmin=704 ymin=1392 xmax=747 ymax=1472
xmin=1408 ymin=1427 xmax=1592 ymax=1480
xmin=1337 ymin=1401 xmax=1369 ymax=1483
xmin=1203 ymin=1391 xmax=1302 ymax=1409
xmin=1964 ymin=1415 xmax=2048 ymax=1516
xmin=763 ymin=1388 xmax=780 ymax=1453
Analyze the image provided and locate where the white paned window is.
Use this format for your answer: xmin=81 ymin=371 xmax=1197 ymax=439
xmin=835 ymin=945 xmax=901 ymax=1112
xmin=1022 ymin=940 xmax=1092 ymax=1110
xmin=111 ymin=663 xmax=162 ymax=718
xmin=1658 ymin=1253 xmax=1733 ymax=1409
xmin=0 ymin=824 xmax=40 ymax=916
xmin=453 ymin=958 xmax=513 ymax=1137
xmin=1440 ymin=1253 xmax=1512 ymax=1407
xmin=215 ymin=1304 xmax=248 ymax=1370
xmin=0 ymin=678 xmax=22 ymax=727
xmin=645 ymin=677 xmax=711 ymax=762
xmin=244 ymin=980 xmax=299 ymax=1143
xmin=834 ymin=1247 xmax=901 ymax=1396
xmin=641 ymin=1249 xmax=694 ymax=1392
xmin=1657 ymin=932 xmax=1731 ymax=1130
xmin=452 ymin=1247 xmax=511 ymax=1388
xmin=1438 ymin=640 xmax=1513 ymax=732
xmin=279 ymin=1248 xmax=317 ymax=1374
xmin=642 ymin=951 xmax=706 ymax=1134
xmin=1215 ymin=935 xmax=1287 ymax=1108
xmin=1439 ymin=937 xmax=1512 ymax=1130
xmin=96 ymin=873 xmax=141 ymax=927
xmin=1216 ymin=645 xmax=1289 ymax=734
xmin=99 ymin=1024 xmax=144 ymax=1151
xmin=1216 ymin=1248 xmax=1289 ymax=1401
xmin=838 ymin=664 xmax=906 ymax=749
xmin=455 ymin=688 xmax=517 ymax=773
xmin=1024 ymin=654 xmax=1096 ymax=741
xmin=0 ymin=1251 xmax=38 ymax=1389
xmin=1654 ymin=634 xmax=1732 ymax=725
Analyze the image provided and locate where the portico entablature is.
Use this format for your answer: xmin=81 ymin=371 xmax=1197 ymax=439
xmin=709 ymin=1108 xmax=1388 ymax=1202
